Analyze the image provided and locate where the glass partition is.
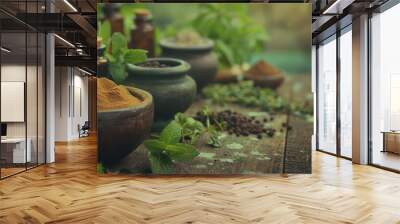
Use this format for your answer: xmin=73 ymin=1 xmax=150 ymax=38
xmin=370 ymin=3 xmax=400 ymax=171
xmin=1 ymin=31 xmax=28 ymax=177
xmin=38 ymin=32 xmax=46 ymax=165
xmin=339 ymin=28 xmax=352 ymax=158
xmin=27 ymin=30 xmax=38 ymax=169
xmin=317 ymin=36 xmax=337 ymax=154
xmin=0 ymin=1 xmax=46 ymax=179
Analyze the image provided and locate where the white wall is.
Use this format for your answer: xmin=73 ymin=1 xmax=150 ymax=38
xmin=54 ymin=67 xmax=89 ymax=141
xmin=55 ymin=66 xmax=69 ymax=141
xmin=1 ymin=63 xmax=46 ymax=164
xmin=1 ymin=65 xmax=41 ymax=138
xmin=1 ymin=65 xmax=26 ymax=139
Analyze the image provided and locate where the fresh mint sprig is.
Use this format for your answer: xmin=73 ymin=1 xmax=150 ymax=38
xmin=104 ymin=33 xmax=147 ymax=82
xmin=143 ymin=120 xmax=200 ymax=174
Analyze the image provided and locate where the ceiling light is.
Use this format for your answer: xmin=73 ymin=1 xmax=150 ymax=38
xmin=1 ymin=47 xmax=11 ymax=53
xmin=323 ymin=0 xmax=341 ymax=14
xmin=63 ymin=0 xmax=78 ymax=12
xmin=54 ymin=34 xmax=75 ymax=48
xmin=78 ymin=67 xmax=93 ymax=76
xmin=322 ymin=0 xmax=354 ymax=15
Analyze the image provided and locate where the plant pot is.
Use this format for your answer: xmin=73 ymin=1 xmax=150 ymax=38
xmin=160 ymin=38 xmax=218 ymax=89
xmin=98 ymin=87 xmax=154 ymax=165
xmin=126 ymin=58 xmax=197 ymax=130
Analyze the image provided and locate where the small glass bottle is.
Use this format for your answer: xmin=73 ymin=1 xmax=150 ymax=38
xmin=104 ymin=4 xmax=124 ymax=33
xmin=129 ymin=9 xmax=155 ymax=57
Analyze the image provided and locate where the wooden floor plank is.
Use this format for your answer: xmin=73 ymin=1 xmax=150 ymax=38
xmin=0 ymin=135 xmax=399 ymax=223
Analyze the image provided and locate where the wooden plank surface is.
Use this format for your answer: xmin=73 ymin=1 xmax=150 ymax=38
xmin=108 ymin=74 xmax=312 ymax=174
xmin=2 ymin=136 xmax=400 ymax=223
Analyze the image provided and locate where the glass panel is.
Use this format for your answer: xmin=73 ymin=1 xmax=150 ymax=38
xmin=371 ymin=4 xmax=400 ymax=171
xmin=0 ymin=0 xmax=46 ymax=178
xmin=339 ymin=29 xmax=352 ymax=158
xmin=1 ymin=31 xmax=27 ymax=177
xmin=38 ymin=32 xmax=45 ymax=165
xmin=25 ymin=0 xmax=43 ymax=169
xmin=312 ymin=45 xmax=317 ymax=151
xmin=27 ymin=30 xmax=38 ymax=169
xmin=317 ymin=37 xmax=337 ymax=154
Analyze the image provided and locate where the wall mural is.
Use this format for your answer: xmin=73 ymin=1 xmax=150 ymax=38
xmin=97 ymin=3 xmax=312 ymax=175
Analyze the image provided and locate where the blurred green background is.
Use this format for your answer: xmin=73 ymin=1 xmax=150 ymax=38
xmin=100 ymin=3 xmax=311 ymax=75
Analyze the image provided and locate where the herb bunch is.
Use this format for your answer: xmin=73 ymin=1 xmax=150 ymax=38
xmin=143 ymin=111 xmax=224 ymax=173
xmin=203 ymin=81 xmax=313 ymax=119
xmin=98 ymin=19 xmax=148 ymax=83
xmin=144 ymin=120 xmax=199 ymax=174
xmin=203 ymin=81 xmax=288 ymax=113
xmin=105 ymin=33 xmax=148 ymax=83
xmin=191 ymin=4 xmax=268 ymax=67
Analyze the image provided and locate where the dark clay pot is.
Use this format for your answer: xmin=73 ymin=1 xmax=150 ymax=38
xmin=126 ymin=58 xmax=197 ymax=129
xmin=98 ymin=87 xmax=154 ymax=165
xmin=160 ymin=39 xmax=218 ymax=89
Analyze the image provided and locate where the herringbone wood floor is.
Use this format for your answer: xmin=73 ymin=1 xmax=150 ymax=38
xmin=1 ymin=135 xmax=400 ymax=224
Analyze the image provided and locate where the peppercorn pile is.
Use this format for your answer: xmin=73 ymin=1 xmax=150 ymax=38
xmin=194 ymin=110 xmax=276 ymax=139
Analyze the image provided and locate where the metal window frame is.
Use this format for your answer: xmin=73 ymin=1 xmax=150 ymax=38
xmin=315 ymin=20 xmax=353 ymax=161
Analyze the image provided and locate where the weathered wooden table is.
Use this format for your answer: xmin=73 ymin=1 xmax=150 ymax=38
xmin=107 ymin=74 xmax=312 ymax=174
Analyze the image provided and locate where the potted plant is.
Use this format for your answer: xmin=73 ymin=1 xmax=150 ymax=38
xmin=160 ymin=30 xmax=218 ymax=89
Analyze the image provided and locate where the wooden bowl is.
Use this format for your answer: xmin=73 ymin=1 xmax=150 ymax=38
xmin=98 ymin=87 xmax=154 ymax=165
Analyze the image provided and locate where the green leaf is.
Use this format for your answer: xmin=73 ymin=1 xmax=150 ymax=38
xmin=97 ymin=163 xmax=105 ymax=174
xmin=124 ymin=49 xmax=148 ymax=64
xmin=165 ymin=143 xmax=199 ymax=162
xmin=160 ymin=120 xmax=182 ymax=144
xmin=207 ymin=133 xmax=222 ymax=148
xmin=104 ymin=52 xmax=116 ymax=63
xmin=98 ymin=21 xmax=111 ymax=44
xmin=108 ymin=62 xmax=126 ymax=83
xmin=143 ymin=139 xmax=166 ymax=156
xmin=226 ymin=143 xmax=244 ymax=150
xmin=198 ymin=152 xmax=216 ymax=160
xmin=111 ymin=32 xmax=127 ymax=56
xmin=148 ymin=153 xmax=175 ymax=174
xmin=216 ymin=40 xmax=235 ymax=67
